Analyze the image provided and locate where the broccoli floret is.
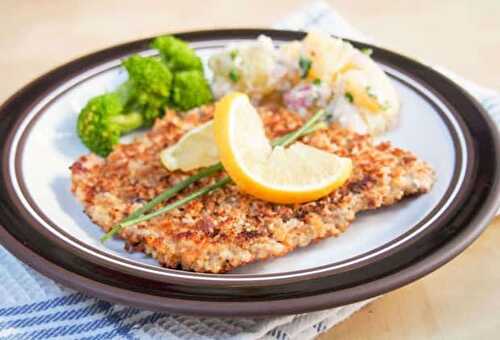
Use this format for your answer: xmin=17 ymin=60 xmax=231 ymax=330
xmin=77 ymin=55 xmax=172 ymax=156
xmin=77 ymin=38 xmax=211 ymax=155
xmin=152 ymin=36 xmax=203 ymax=72
xmin=171 ymin=70 xmax=213 ymax=111
xmin=122 ymin=55 xmax=173 ymax=126
xmin=77 ymin=93 xmax=143 ymax=157
xmin=149 ymin=36 xmax=213 ymax=110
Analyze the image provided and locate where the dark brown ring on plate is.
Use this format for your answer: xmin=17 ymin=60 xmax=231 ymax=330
xmin=0 ymin=29 xmax=499 ymax=316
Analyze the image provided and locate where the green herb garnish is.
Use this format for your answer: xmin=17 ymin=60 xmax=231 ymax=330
xmin=101 ymin=110 xmax=328 ymax=242
xmin=299 ymin=56 xmax=312 ymax=79
xmin=366 ymin=86 xmax=377 ymax=99
xmin=229 ymin=68 xmax=239 ymax=82
xmin=345 ymin=92 xmax=354 ymax=103
xmin=230 ymin=49 xmax=238 ymax=60
xmin=361 ymin=48 xmax=373 ymax=56
xmin=313 ymin=78 xmax=322 ymax=85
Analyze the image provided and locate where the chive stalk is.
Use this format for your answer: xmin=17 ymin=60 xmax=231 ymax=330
xmin=101 ymin=109 xmax=326 ymax=242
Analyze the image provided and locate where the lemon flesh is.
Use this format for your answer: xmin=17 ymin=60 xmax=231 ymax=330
xmin=214 ymin=92 xmax=352 ymax=204
xmin=160 ymin=121 xmax=219 ymax=171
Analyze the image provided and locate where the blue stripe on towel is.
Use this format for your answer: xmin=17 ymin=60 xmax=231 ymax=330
xmin=0 ymin=301 xmax=111 ymax=331
xmin=5 ymin=306 xmax=142 ymax=339
xmin=0 ymin=294 xmax=89 ymax=318
xmin=82 ymin=312 xmax=164 ymax=340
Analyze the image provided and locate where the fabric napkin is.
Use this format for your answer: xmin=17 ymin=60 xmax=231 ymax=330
xmin=1 ymin=1 xmax=499 ymax=339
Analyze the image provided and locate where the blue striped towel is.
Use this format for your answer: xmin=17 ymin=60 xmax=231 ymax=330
xmin=1 ymin=1 xmax=499 ymax=339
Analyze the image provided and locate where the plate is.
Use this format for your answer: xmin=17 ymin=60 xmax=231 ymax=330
xmin=1 ymin=29 xmax=499 ymax=316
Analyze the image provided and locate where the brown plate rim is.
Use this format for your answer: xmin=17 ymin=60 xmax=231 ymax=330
xmin=9 ymin=54 xmax=466 ymax=283
xmin=0 ymin=29 xmax=499 ymax=315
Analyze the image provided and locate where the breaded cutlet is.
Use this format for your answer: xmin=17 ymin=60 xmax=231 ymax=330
xmin=71 ymin=106 xmax=435 ymax=273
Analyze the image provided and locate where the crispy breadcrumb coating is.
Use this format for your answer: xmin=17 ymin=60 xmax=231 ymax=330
xmin=71 ymin=105 xmax=435 ymax=273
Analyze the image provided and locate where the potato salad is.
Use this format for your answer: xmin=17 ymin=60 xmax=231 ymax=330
xmin=208 ymin=31 xmax=400 ymax=135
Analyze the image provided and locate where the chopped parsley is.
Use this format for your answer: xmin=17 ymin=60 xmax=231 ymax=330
xmin=299 ymin=56 xmax=312 ymax=79
xmin=229 ymin=68 xmax=239 ymax=82
xmin=345 ymin=92 xmax=354 ymax=103
xmin=366 ymin=86 xmax=377 ymax=99
xmin=382 ymin=101 xmax=391 ymax=111
xmin=361 ymin=48 xmax=373 ymax=56
xmin=230 ymin=49 xmax=238 ymax=60
xmin=313 ymin=78 xmax=322 ymax=85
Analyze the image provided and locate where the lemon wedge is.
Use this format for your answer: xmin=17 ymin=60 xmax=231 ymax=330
xmin=214 ymin=92 xmax=352 ymax=204
xmin=160 ymin=121 xmax=219 ymax=171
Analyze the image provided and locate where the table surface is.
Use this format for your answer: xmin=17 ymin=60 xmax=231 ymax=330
xmin=1 ymin=1 xmax=499 ymax=339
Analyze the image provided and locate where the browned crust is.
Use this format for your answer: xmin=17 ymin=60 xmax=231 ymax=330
xmin=70 ymin=106 xmax=435 ymax=273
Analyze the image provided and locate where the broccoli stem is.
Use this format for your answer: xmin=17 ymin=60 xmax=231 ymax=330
xmin=109 ymin=112 xmax=144 ymax=133
xmin=115 ymin=81 xmax=134 ymax=104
